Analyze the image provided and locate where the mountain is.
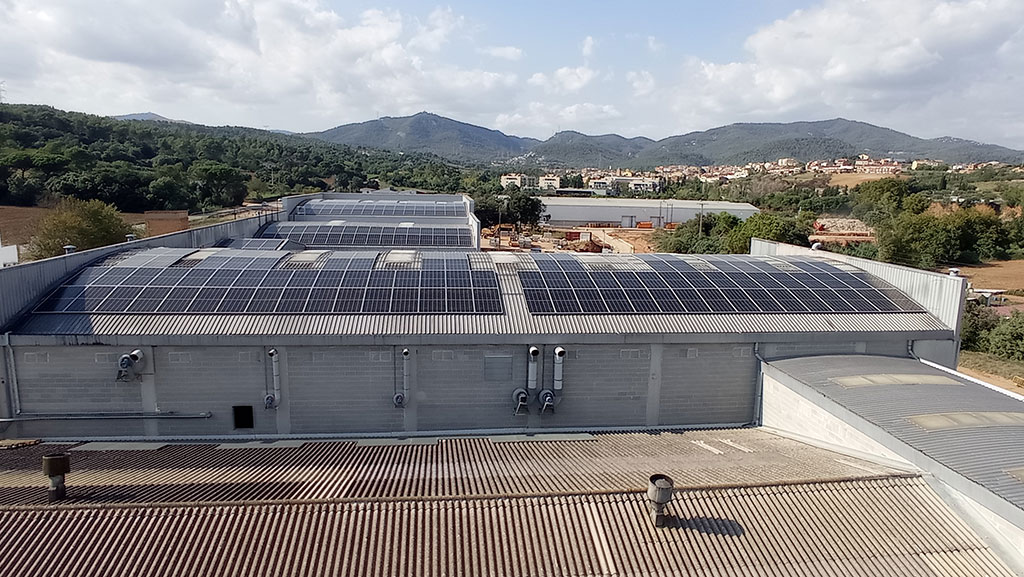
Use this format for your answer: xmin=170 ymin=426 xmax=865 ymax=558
xmin=112 ymin=112 xmax=192 ymax=124
xmin=308 ymin=114 xmax=1024 ymax=168
xmin=308 ymin=112 xmax=537 ymax=165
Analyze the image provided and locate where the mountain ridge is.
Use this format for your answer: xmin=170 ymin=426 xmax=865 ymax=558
xmin=306 ymin=113 xmax=1024 ymax=167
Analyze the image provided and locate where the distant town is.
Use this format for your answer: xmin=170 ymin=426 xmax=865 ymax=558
xmin=500 ymin=154 xmax=1020 ymax=194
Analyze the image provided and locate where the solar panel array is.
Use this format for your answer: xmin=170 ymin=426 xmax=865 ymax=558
xmin=36 ymin=252 xmax=503 ymax=315
xmin=296 ymin=199 xmax=467 ymax=217
xmin=260 ymin=223 xmax=474 ymax=248
xmin=518 ymin=253 xmax=923 ymax=315
xmin=224 ymin=238 xmax=288 ymax=250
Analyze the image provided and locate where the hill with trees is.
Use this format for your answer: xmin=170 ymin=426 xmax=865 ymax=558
xmin=0 ymin=104 xmax=474 ymax=213
xmin=308 ymin=115 xmax=1024 ymax=168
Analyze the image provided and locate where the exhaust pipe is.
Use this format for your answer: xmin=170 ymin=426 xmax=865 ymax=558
xmin=553 ymin=346 xmax=566 ymax=391
xmin=647 ymin=474 xmax=674 ymax=527
xmin=43 ymin=453 xmax=71 ymax=502
xmin=528 ymin=346 xmax=540 ymax=390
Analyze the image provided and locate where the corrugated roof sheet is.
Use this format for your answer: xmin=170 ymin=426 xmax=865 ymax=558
xmin=768 ymin=355 xmax=1024 ymax=516
xmin=0 ymin=429 xmax=902 ymax=506
xmin=0 ymin=477 xmax=1013 ymax=577
xmin=10 ymin=249 xmax=953 ymax=338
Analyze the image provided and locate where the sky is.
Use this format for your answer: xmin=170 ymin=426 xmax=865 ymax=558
xmin=1 ymin=0 xmax=1023 ymax=148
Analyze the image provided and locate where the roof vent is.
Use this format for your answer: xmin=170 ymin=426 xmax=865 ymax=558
xmin=647 ymin=473 xmax=674 ymax=527
xmin=42 ymin=453 xmax=71 ymax=502
xmin=63 ymin=245 xmax=76 ymax=255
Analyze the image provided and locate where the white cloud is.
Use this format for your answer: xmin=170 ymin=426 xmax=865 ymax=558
xmin=527 ymin=72 xmax=547 ymax=86
xmin=626 ymin=70 xmax=655 ymax=96
xmin=581 ymin=35 xmax=595 ymax=58
xmin=481 ymin=45 xmax=523 ymax=61
xmin=495 ymin=101 xmax=621 ymax=135
xmin=668 ymin=0 xmax=1024 ymax=146
xmin=552 ymin=66 xmax=596 ymax=93
xmin=646 ymin=36 xmax=663 ymax=53
xmin=0 ymin=0 xmax=518 ymax=131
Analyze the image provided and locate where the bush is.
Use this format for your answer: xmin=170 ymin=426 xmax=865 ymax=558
xmin=961 ymin=302 xmax=1001 ymax=352
xmin=987 ymin=311 xmax=1024 ymax=361
xmin=27 ymin=197 xmax=135 ymax=259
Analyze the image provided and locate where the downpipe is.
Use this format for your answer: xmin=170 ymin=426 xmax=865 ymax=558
xmin=752 ymin=343 xmax=765 ymax=427
xmin=2 ymin=332 xmax=21 ymax=416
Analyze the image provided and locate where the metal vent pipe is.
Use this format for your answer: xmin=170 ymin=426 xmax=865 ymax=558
xmin=63 ymin=245 xmax=76 ymax=255
xmin=647 ymin=473 xmax=674 ymax=527
xmin=42 ymin=453 xmax=71 ymax=502
xmin=527 ymin=346 xmax=539 ymax=390
xmin=267 ymin=348 xmax=281 ymax=409
xmin=553 ymin=346 xmax=566 ymax=390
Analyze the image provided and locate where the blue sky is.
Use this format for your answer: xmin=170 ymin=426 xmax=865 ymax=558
xmin=1 ymin=0 xmax=1023 ymax=147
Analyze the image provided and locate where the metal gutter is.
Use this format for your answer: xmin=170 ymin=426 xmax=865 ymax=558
xmin=0 ymin=412 xmax=212 ymax=423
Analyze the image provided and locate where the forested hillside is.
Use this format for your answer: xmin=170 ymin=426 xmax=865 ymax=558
xmin=0 ymin=104 xmax=467 ymax=213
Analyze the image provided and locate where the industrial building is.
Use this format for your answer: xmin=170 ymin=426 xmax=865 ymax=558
xmin=1 ymin=191 xmax=1024 ymax=575
xmin=538 ymin=196 xmax=759 ymax=227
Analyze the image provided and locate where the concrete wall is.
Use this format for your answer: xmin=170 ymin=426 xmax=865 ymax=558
xmin=760 ymin=371 xmax=911 ymax=464
xmin=3 ymin=340 xmax=761 ymax=438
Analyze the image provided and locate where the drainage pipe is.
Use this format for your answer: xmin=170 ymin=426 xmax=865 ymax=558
xmin=0 ymin=412 xmax=212 ymax=422
xmin=2 ymin=332 xmax=20 ymax=416
xmin=527 ymin=346 xmax=539 ymax=390
xmin=268 ymin=348 xmax=281 ymax=408
xmin=553 ymin=346 xmax=566 ymax=391
xmin=752 ymin=343 xmax=765 ymax=427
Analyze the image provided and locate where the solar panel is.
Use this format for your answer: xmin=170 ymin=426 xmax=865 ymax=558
xmin=259 ymin=223 xmax=474 ymax=248
xmin=296 ymin=199 xmax=467 ymax=218
xmin=517 ymin=253 xmax=925 ymax=316
xmin=36 ymin=250 xmax=504 ymax=315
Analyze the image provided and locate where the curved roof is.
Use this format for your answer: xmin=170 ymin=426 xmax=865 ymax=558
xmin=10 ymin=249 xmax=950 ymax=340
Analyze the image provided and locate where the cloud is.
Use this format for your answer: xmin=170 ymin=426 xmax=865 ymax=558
xmin=495 ymin=101 xmax=621 ymax=135
xmin=626 ymin=70 xmax=655 ymax=96
xmin=668 ymin=0 xmax=1024 ymax=146
xmin=581 ymin=36 xmax=595 ymax=58
xmin=0 ymin=0 xmax=518 ymax=131
xmin=646 ymin=36 xmax=663 ymax=53
xmin=481 ymin=45 xmax=523 ymax=61
xmin=553 ymin=66 xmax=596 ymax=92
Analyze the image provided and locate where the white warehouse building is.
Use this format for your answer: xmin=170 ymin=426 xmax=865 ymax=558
xmin=539 ymin=196 xmax=760 ymax=227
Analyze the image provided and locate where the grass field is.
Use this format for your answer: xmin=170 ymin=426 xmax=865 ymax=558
xmin=955 ymin=260 xmax=1024 ymax=291
xmin=972 ymin=179 xmax=1024 ymax=192
xmin=958 ymin=351 xmax=1024 ymax=395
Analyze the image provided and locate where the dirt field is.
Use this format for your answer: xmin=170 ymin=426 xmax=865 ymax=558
xmin=607 ymin=229 xmax=657 ymax=253
xmin=957 ymin=351 xmax=1024 ymax=396
xmin=0 ymin=205 xmax=146 ymax=246
xmin=955 ymin=260 xmax=1024 ymax=291
xmin=828 ymin=173 xmax=906 ymax=187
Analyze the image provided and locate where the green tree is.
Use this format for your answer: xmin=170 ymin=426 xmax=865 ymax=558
xmin=27 ymin=198 xmax=135 ymax=259
xmin=987 ymin=312 xmax=1024 ymax=361
xmin=188 ymin=161 xmax=247 ymax=209
xmin=505 ymin=189 xmax=545 ymax=230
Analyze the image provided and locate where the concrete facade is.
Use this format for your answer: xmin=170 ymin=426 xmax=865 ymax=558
xmin=3 ymin=339 xmax=773 ymax=438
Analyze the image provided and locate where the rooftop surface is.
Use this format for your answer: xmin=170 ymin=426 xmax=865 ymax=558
xmin=0 ymin=428 xmax=902 ymax=506
xmin=11 ymin=249 xmax=950 ymax=339
xmin=537 ymin=196 xmax=760 ymax=211
xmin=0 ymin=429 xmax=1015 ymax=576
xmin=768 ymin=355 xmax=1024 ymax=516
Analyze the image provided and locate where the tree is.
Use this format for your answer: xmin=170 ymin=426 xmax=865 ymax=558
xmin=188 ymin=161 xmax=247 ymax=210
xmin=987 ymin=312 xmax=1024 ymax=361
xmin=27 ymin=198 xmax=135 ymax=259
xmin=505 ymin=190 xmax=545 ymax=230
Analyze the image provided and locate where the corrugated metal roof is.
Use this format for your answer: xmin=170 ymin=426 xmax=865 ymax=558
xmin=0 ymin=429 xmax=903 ymax=506
xmin=9 ymin=248 xmax=953 ymax=338
xmin=767 ymin=355 xmax=1024 ymax=516
xmin=538 ymin=196 xmax=760 ymax=212
xmin=0 ymin=477 xmax=1013 ymax=577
